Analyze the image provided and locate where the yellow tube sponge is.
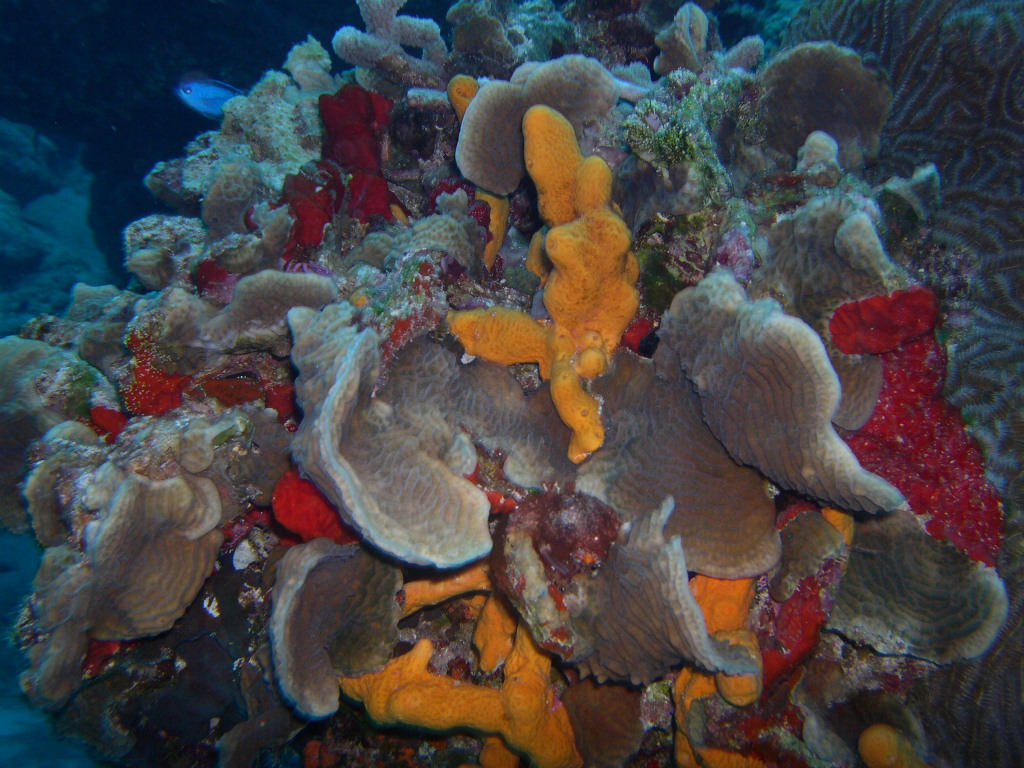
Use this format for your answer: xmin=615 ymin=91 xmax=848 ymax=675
xmin=674 ymin=576 xmax=763 ymax=765
xmin=448 ymin=75 xmax=480 ymax=122
xmin=474 ymin=593 xmax=518 ymax=673
xmin=400 ymin=563 xmax=492 ymax=617
xmin=340 ymin=638 xmax=505 ymax=730
xmin=476 ymin=189 xmax=510 ymax=271
xmin=447 ymin=307 xmax=555 ymax=376
xmin=448 ymin=105 xmax=639 ymax=463
xmin=340 ymin=631 xmax=582 ymax=768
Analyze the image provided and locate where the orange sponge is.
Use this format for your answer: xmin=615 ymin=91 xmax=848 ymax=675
xmin=448 ymin=106 xmax=639 ymax=462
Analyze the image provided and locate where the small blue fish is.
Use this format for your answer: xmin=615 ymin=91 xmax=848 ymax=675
xmin=175 ymin=73 xmax=243 ymax=119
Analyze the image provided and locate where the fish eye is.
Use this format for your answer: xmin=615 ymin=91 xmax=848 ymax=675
xmin=182 ymin=86 xmax=192 ymax=94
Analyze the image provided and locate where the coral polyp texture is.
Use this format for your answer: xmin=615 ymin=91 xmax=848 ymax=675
xmin=2 ymin=2 xmax=1021 ymax=767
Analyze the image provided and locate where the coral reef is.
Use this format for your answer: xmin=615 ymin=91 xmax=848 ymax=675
xmin=2 ymin=6 xmax=1020 ymax=768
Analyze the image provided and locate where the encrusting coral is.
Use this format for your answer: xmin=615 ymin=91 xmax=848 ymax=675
xmin=448 ymin=105 xmax=639 ymax=462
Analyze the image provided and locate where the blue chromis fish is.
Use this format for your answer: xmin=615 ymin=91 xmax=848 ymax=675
xmin=175 ymin=73 xmax=243 ymax=119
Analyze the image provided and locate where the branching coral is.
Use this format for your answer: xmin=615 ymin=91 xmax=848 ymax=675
xmin=653 ymin=2 xmax=711 ymax=75
xmin=332 ymin=0 xmax=448 ymax=90
xmin=449 ymin=105 xmax=639 ymax=462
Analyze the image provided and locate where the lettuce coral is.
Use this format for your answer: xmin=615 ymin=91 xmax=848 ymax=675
xmin=662 ymin=266 xmax=905 ymax=514
xmin=454 ymin=56 xmax=618 ymax=195
xmin=288 ymin=303 xmax=492 ymax=568
xmin=269 ymin=538 xmax=401 ymax=718
xmin=830 ymin=507 xmax=1007 ymax=663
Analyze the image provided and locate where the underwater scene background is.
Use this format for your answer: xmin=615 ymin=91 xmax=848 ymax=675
xmin=0 ymin=1 xmax=1020 ymax=767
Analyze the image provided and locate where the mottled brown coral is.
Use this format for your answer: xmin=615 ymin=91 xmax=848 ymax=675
xmin=455 ymin=55 xmax=618 ymax=195
xmin=197 ymin=270 xmax=338 ymax=357
xmin=769 ymin=509 xmax=846 ymax=602
xmin=907 ymin=524 xmax=1024 ymax=767
xmin=21 ymin=470 xmax=224 ymax=710
xmin=0 ymin=338 xmax=111 ymax=529
xmin=562 ymin=677 xmax=644 ymax=768
xmin=575 ymin=499 xmax=761 ymax=684
xmin=201 ymin=154 xmax=261 ymax=240
xmin=269 ymin=538 xmax=401 ymax=719
xmin=785 ymin=0 xmax=1024 ymax=257
xmin=581 ymin=353 xmax=779 ymax=579
xmin=87 ymin=472 xmax=225 ymax=638
xmin=752 ymin=192 xmax=909 ymax=430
